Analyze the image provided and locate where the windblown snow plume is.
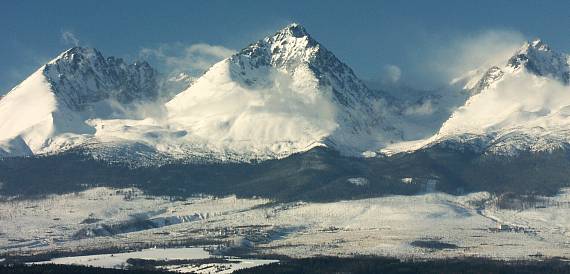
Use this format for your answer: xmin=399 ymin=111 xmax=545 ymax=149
xmin=384 ymin=39 xmax=570 ymax=156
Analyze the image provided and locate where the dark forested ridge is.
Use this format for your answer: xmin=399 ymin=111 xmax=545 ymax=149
xmin=234 ymin=257 xmax=570 ymax=274
xmin=0 ymin=264 xmax=164 ymax=274
xmin=1 ymin=146 xmax=569 ymax=202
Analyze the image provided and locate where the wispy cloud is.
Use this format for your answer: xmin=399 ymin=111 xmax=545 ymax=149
xmin=383 ymin=65 xmax=402 ymax=84
xmin=140 ymin=43 xmax=235 ymax=76
xmin=61 ymin=30 xmax=80 ymax=46
xmin=403 ymin=99 xmax=435 ymax=116
xmin=421 ymin=29 xmax=526 ymax=85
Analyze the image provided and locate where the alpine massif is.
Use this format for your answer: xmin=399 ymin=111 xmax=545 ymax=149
xmin=0 ymin=24 xmax=398 ymax=163
xmin=384 ymin=38 xmax=570 ymax=156
xmin=1 ymin=24 xmax=570 ymax=199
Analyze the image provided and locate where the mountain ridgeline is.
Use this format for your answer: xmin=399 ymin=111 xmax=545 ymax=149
xmin=1 ymin=24 xmax=570 ymax=201
xmin=45 ymin=47 xmax=160 ymax=110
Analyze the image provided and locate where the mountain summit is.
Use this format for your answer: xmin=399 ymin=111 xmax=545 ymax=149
xmin=166 ymin=23 xmax=394 ymax=159
xmin=0 ymin=47 xmax=159 ymax=156
xmin=506 ymin=39 xmax=570 ymax=84
xmin=384 ymin=39 xmax=570 ymax=156
xmin=45 ymin=47 xmax=159 ymax=110
xmin=230 ymin=23 xmax=376 ymax=114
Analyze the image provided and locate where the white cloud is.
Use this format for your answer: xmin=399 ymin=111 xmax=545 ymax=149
xmin=61 ymin=31 xmax=80 ymax=46
xmin=429 ymin=30 xmax=526 ymax=83
xmin=403 ymin=99 xmax=435 ymax=116
xmin=440 ymin=71 xmax=570 ymax=135
xmin=140 ymin=43 xmax=235 ymax=76
xmin=383 ymin=65 xmax=401 ymax=83
xmin=165 ymin=62 xmax=339 ymax=149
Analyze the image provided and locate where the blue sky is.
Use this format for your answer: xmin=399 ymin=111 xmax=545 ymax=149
xmin=2 ymin=0 xmax=569 ymax=93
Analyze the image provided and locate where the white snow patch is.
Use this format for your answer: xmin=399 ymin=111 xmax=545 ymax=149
xmin=347 ymin=177 xmax=369 ymax=186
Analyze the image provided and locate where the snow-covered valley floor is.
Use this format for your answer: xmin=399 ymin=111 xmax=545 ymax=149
xmin=1 ymin=187 xmax=570 ymax=269
xmin=31 ymin=247 xmax=277 ymax=274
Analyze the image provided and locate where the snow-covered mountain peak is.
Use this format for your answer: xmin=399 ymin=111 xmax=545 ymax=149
xmin=442 ymin=39 xmax=570 ymax=134
xmin=164 ymin=24 xmax=396 ymax=160
xmin=462 ymin=39 xmax=569 ymax=95
xmin=50 ymin=47 xmax=104 ymax=65
xmin=527 ymin=38 xmax=550 ymax=52
xmin=274 ymin=22 xmax=309 ymax=39
xmin=43 ymin=46 xmax=159 ymax=111
xmin=383 ymin=39 xmax=570 ymax=157
xmin=469 ymin=66 xmax=505 ymax=94
xmin=230 ymin=23 xmax=320 ymax=74
xmin=0 ymin=47 xmax=162 ymax=156
xmin=229 ymin=24 xmax=377 ymax=114
xmin=506 ymin=39 xmax=569 ymax=84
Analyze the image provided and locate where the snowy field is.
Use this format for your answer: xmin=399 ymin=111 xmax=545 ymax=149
xmin=36 ymin=247 xmax=210 ymax=268
xmin=32 ymin=247 xmax=277 ymax=273
xmin=2 ymin=187 xmax=570 ymax=270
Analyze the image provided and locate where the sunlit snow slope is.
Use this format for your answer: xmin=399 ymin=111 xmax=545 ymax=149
xmin=165 ymin=23 xmax=396 ymax=158
xmin=384 ymin=39 xmax=570 ymax=156
xmin=0 ymin=47 xmax=159 ymax=157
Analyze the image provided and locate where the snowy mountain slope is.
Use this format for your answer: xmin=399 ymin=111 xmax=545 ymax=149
xmin=164 ymin=23 xmax=398 ymax=158
xmin=0 ymin=68 xmax=94 ymax=155
xmin=160 ymin=72 xmax=195 ymax=100
xmin=0 ymin=47 xmax=160 ymax=156
xmin=383 ymin=39 xmax=570 ymax=156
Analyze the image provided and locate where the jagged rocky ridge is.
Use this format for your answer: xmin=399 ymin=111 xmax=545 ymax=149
xmin=44 ymin=47 xmax=159 ymax=110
